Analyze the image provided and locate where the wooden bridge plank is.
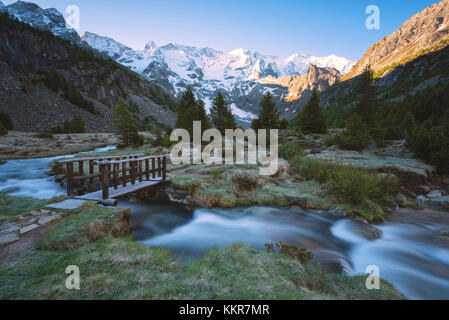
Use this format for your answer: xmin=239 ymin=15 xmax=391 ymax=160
xmin=74 ymin=180 xmax=162 ymax=201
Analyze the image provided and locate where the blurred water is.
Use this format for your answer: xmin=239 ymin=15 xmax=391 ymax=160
xmin=127 ymin=202 xmax=449 ymax=300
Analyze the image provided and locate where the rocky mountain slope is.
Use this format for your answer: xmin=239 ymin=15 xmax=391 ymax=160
xmin=344 ymin=0 xmax=449 ymax=80
xmin=320 ymin=0 xmax=449 ymax=113
xmin=4 ymin=0 xmax=81 ymax=43
xmin=0 ymin=12 xmax=176 ymax=133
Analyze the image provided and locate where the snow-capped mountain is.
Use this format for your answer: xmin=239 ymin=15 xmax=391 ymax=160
xmin=0 ymin=1 xmax=6 ymax=13
xmin=5 ymin=1 xmax=355 ymax=125
xmin=84 ymin=32 xmax=355 ymax=124
xmin=5 ymin=1 xmax=81 ymax=43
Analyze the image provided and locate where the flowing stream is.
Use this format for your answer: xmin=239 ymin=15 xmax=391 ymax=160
xmin=1 ymin=148 xmax=449 ymax=300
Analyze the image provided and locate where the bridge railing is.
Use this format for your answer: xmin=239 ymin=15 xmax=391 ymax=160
xmin=94 ymin=155 xmax=169 ymax=200
xmin=57 ymin=154 xmax=144 ymax=196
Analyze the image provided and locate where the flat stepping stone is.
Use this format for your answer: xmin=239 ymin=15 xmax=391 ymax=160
xmin=38 ymin=214 xmax=61 ymax=226
xmin=20 ymin=224 xmax=39 ymax=235
xmin=0 ymin=233 xmax=19 ymax=245
xmin=45 ymin=199 xmax=86 ymax=210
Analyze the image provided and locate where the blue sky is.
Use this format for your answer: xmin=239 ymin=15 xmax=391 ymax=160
xmin=3 ymin=0 xmax=440 ymax=60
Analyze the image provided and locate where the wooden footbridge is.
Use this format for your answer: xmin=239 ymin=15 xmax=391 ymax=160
xmin=57 ymin=154 xmax=169 ymax=201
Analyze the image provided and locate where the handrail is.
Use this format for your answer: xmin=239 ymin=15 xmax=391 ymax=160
xmin=56 ymin=154 xmax=144 ymax=164
xmin=93 ymin=154 xmax=170 ymax=165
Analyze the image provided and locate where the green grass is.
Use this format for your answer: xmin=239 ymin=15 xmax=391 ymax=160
xmin=0 ymin=197 xmax=404 ymax=300
xmin=0 ymin=237 xmax=404 ymax=300
xmin=37 ymin=202 xmax=125 ymax=251
xmin=0 ymin=194 xmax=65 ymax=221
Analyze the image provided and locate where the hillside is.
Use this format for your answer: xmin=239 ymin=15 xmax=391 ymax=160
xmin=0 ymin=12 xmax=176 ymax=133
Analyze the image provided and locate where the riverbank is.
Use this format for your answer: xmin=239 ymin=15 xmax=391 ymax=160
xmin=0 ymin=199 xmax=404 ymax=300
xmin=0 ymin=131 xmax=120 ymax=160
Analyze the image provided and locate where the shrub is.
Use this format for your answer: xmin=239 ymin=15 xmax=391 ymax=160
xmin=279 ymin=141 xmax=302 ymax=160
xmin=0 ymin=123 xmax=7 ymax=136
xmin=230 ymin=171 xmax=258 ymax=192
xmin=36 ymin=131 xmax=54 ymax=139
xmin=265 ymin=241 xmax=314 ymax=263
xmin=0 ymin=110 xmax=13 ymax=130
xmin=290 ymin=156 xmax=399 ymax=204
xmin=326 ymin=165 xmax=399 ymax=205
xmin=335 ymin=113 xmax=371 ymax=151
xmin=324 ymin=135 xmax=339 ymax=147
xmin=407 ymin=125 xmax=449 ymax=173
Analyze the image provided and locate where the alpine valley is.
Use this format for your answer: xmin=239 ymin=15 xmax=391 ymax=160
xmin=1 ymin=0 xmax=354 ymax=127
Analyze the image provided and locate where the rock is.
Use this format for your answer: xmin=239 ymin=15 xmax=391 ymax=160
xmin=428 ymin=195 xmax=449 ymax=209
xmin=99 ymin=199 xmax=118 ymax=207
xmin=291 ymin=206 xmax=305 ymax=214
xmin=230 ymin=171 xmax=258 ymax=192
xmin=20 ymin=224 xmax=39 ymax=234
xmin=328 ymin=207 xmax=348 ymax=218
xmin=276 ymin=159 xmax=290 ymax=175
xmin=394 ymin=193 xmax=409 ymax=207
xmin=0 ymin=233 xmax=19 ymax=246
xmin=416 ymin=195 xmax=429 ymax=207
xmin=349 ymin=221 xmax=383 ymax=240
xmin=40 ymin=209 xmax=51 ymax=215
xmin=427 ymin=190 xmax=442 ymax=199
xmin=352 ymin=216 xmax=369 ymax=225
xmin=30 ymin=211 xmax=41 ymax=216
xmin=23 ymin=217 xmax=37 ymax=226
xmin=416 ymin=185 xmax=431 ymax=195
xmin=381 ymin=200 xmax=399 ymax=213
xmin=401 ymin=187 xmax=417 ymax=199
xmin=284 ymin=195 xmax=310 ymax=209
xmin=37 ymin=214 xmax=61 ymax=225
xmin=55 ymin=174 xmax=66 ymax=182
xmin=108 ymin=207 xmax=131 ymax=236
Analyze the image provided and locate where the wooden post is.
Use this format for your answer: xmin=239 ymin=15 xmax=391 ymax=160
xmin=101 ymin=164 xmax=109 ymax=200
xmin=122 ymin=162 xmax=127 ymax=187
xmin=157 ymin=157 xmax=162 ymax=178
xmin=145 ymin=159 xmax=150 ymax=181
xmin=66 ymin=162 xmax=74 ymax=197
xmin=113 ymin=163 xmax=118 ymax=189
xmin=131 ymin=161 xmax=136 ymax=184
xmin=162 ymin=156 xmax=167 ymax=182
xmin=78 ymin=161 xmax=84 ymax=193
xmin=152 ymin=158 xmax=156 ymax=179
xmin=89 ymin=160 xmax=94 ymax=184
xmin=138 ymin=160 xmax=143 ymax=183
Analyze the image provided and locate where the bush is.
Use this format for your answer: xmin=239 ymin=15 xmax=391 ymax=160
xmin=326 ymin=167 xmax=398 ymax=205
xmin=279 ymin=141 xmax=302 ymax=160
xmin=335 ymin=113 xmax=371 ymax=151
xmin=290 ymin=156 xmax=399 ymax=205
xmin=0 ymin=123 xmax=8 ymax=136
xmin=265 ymin=241 xmax=314 ymax=263
xmin=407 ymin=125 xmax=449 ymax=173
xmin=230 ymin=171 xmax=258 ymax=192
xmin=36 ymin=131 xmax=54 ymax=139
xmin=0 ymin=110 xmax=13 ymax=130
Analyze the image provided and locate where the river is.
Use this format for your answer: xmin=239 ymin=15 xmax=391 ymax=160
xmin=1 ymin=149 xmax=449 ymax=300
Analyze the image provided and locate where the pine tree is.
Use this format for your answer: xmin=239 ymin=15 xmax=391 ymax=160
xmin=251 ymin=92 xmax=280 ymax=130
xmin=175 ymin=87 xmax=211 ymax=135
xmin=297 ymin=89 xmax=327 ymax=134
xmin=210 ymin=91 xmax=236 ymax=134
xmin=337 ymin=113 xmax=371 ymax=151
xmin=112 ymin=99 xmax=141 ymax=146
